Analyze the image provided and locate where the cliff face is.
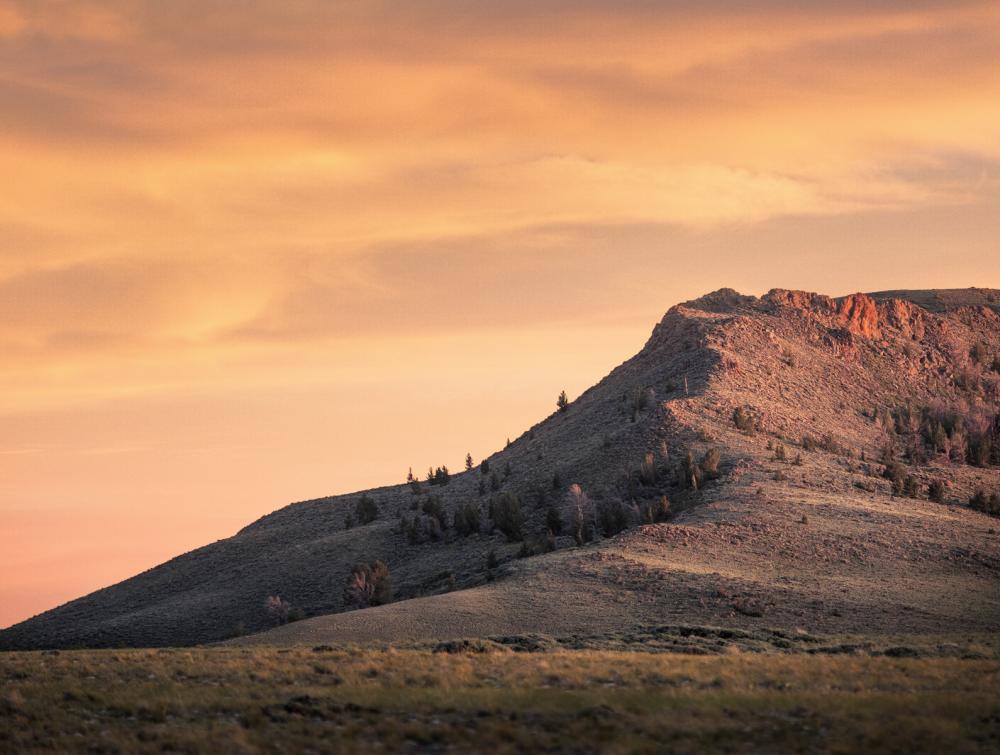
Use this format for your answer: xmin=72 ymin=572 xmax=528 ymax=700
xmin=3 ymin=288 xmax=998 ymax=650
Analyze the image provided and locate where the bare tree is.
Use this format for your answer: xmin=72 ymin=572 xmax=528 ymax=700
xmin=567 ymin=483 xmax=593 ymax=545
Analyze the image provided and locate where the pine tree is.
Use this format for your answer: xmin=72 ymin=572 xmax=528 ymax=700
xmin=557 ymin=390 xmax=569 ymax=412
xmin=465 ymin=452 xmax=473 ymax=471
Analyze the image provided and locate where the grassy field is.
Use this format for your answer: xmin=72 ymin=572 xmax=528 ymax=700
xmin=2 ymin=638 xmax=999 ymax=754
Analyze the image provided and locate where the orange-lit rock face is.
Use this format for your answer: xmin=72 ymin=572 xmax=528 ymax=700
xmin=882 ymin=299 xmax=927 ymax=341
xmin=758 ymin=290 xmax=934 ymax=342
xmin=835 ymin=294 xmax=881 ymax=339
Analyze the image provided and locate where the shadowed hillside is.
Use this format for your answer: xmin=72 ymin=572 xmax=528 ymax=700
xmin=3 ymin=288 xmax=999 ymax=650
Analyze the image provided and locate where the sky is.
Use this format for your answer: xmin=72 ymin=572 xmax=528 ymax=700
xmin=1 ymin=0 xmax=999 ymax=629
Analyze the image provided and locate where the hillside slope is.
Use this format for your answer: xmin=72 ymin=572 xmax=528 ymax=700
xmin=3 ymin=288 xmax=999 ymax=650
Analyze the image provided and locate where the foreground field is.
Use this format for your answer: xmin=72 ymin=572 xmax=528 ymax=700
xmin=3 ymin=639 xmax=999 ymax=754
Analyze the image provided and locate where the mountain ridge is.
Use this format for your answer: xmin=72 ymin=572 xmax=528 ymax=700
xmin=2 ymin=287 xmax=998 ymax=650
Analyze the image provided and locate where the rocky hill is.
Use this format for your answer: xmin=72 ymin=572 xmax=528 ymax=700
xmin=3 ymin=288 xmax=999 ymax=650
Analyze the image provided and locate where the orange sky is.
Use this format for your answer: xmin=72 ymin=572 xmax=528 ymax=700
xmin=2 ymin=0 xmax=999 ymax=629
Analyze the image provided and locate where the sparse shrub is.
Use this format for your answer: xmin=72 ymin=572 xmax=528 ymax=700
xmin=631 ymin=386 xmax=650 ymax=412
xmin=639 ymin=495 xmax=671 ymax=524
xmin=773 ymin=470 xmax=788 ymax=482
xmin=404 ymin=516 xmax=421 ymax=544
xmin=732 ymin=406 xmax=759 ymax=434
xmin=422 ymin=495 xmax=447 ymax=528
xmin=676 ymin=448 xmax=721 ymax=490
xmin=265 ymin=595 xmax=291 ymax=626
xmin=969 ymin=490 xmax=1000 ymax=517
xmin=344 ymin=560 xmax=392 ymax=609
xmin=928 ymin=479 xmax=946 ymax=503
xmin=970 ymin=342 xmax=990 ymax=365
xmin=453 ymin=503 xmax=481 ymax=537
xmin=793 ymin=454 xmax=803 ymax=466
xmin=953 ymin=367 xmax=981 ymax=392
xmin=557 ymin=390 xmax=569 ymax=413
xmin=597 ymin=499 xmax=629 ymax=536
xmin=639 ymin=452 xmax=657 ymax=485
xmin=528 ymin=484 xmax=546 ymax=508
xmin=992 ymin=356 xmax=1000 ymax=374
xmin=425 ymin=515 xmax=443 ymax=542
xmin=879 ymin=443 xmax=895 ymax=465
xmin=678 ymin=451 xmax=698 ymax=489
xmin=802 ymin=434 xmax=846 ymax=456
xmin=699 ymin=448 xmax=721 ymax=480
xmin=516 ymin=531 xmax=557 ymax=559
xmin=781 ymin=348 xmax=796 ymax=367
xmin=774 ymin=443 xmax=786 ymax=462
xmin=731 ymin=596 xmax=764 ymax=617
xmin=883 ymin=461 xmax=919 ymax=498
xmin=355 ymin=495 xmax=379 ymax=525
xmin=546 ymin=505 xmax=563 ymax=535
xmin=492 ymin=493 xmax=524 ymax=541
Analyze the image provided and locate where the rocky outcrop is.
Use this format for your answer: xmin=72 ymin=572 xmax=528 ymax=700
xmin=760 ymin=289 xmax=928 ymax=341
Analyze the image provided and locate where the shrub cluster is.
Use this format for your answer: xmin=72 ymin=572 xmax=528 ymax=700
xmin=678 ymin=448 xmax=721 ymax=489
xmin=883 ymin=461 xmax=921 ymax=498
xmin=884 ymin=404 xmax=1000 ymax=467
xmin=427 ymin=466 xmax=451 ymax=485
xmin=401 ymin=513 xmax=442 ymax=544
xmin=970 ymin=490 xmax=1000 ymax=517
xmin=801 ymin=433 xmax=847 ymax=456
xmin=639 ymin=496 xmax=671 ymax=524
xmin=422 ymin=494 xmax=447 ymax=528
